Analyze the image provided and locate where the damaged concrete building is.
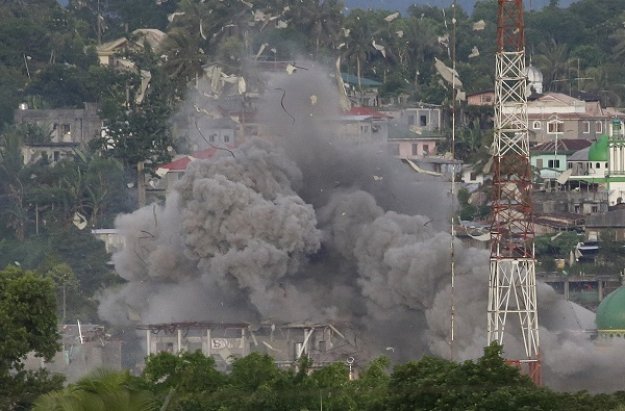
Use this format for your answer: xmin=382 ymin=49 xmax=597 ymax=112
xmin=138 ymin=321 xmax=359 ymax=371
xmin=24 ymin=323 xmax=122 ymax=382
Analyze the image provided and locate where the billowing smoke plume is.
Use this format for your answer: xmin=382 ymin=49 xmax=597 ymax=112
xmin=99 ymin=61 xmax=625 ymax=391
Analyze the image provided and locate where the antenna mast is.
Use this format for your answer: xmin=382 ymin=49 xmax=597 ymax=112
xmin=449 ymin=0 xmax=457 ymax=362
xmin=488 ymin=0 xmax=541 ymax=385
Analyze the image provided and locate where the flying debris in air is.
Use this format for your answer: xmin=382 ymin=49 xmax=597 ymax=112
xmin=167 ymin=12 xmax=184 ymax=22
xmin=256 ymin=43 xmax=269 ymax=59
xmin=468 ymin=46 xmax=480 ymax=59
xmin=372 ymin=40 xmax=386 ymax=58
xmin=73 ymin=211 xmax=88 ymax=230
xmin=384 ymin=12 xmax=399 ymax=22
xmin=472 ymin=19 xmax=486 ymax=31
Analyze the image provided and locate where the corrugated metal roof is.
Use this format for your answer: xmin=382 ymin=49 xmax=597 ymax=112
xmin=531 ymin=139 xmax=592 ymax=154
xmin=341 ymin=73 xmax=382 ymax=87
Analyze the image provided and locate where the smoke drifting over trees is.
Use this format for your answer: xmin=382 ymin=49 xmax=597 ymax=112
xmin=98 ymin=62 xmax=625 ymax=391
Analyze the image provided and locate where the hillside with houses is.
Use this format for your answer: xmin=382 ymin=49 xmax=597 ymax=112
xmin=6 ymin=0 xmax=625 ymax=405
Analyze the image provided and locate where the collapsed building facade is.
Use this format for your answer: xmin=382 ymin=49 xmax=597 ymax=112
xmin=137 ymin=322 xmax=359 ymax=371
xmin=24 ymin=323 xmax=122 ymax=382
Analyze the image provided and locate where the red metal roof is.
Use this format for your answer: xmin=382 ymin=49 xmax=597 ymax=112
xmin=158 ymin=156 xmax=193 ymax=172
xmin=156 ymin=146 xmax=234 ymax=172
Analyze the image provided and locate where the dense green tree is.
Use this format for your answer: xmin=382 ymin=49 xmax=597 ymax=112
xmin=385 ymin=343 xmax=559 ymax=411
xmin=0 ymin=265 xmax=64 ymax=410
xmin=142 ymin=351 xmax=226 ymax=409
xmin=33 ymin=369 xmax=157 ymax=411
xmin=535 ymin=231 xmax=580 ymax=259
xmin=289 ymin=0 xmax=343 ymax=58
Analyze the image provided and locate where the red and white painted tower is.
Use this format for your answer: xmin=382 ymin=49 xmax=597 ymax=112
xmin=487 ymin=0 xmax=541 ymax=384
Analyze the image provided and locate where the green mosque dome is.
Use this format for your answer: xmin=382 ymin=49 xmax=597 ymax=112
xmin=596 ymin=286 xmax=625 ymax=332
xmin=588 ymin=135 xmax=609 ymax=162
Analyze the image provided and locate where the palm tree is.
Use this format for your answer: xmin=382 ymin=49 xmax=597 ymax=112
xmin=161 ymin=28 xmax=207 ymax=88
xmin=33 ymin=369 xmax=158 ymax=411
xmin=290 ymin=0 xmax=343 ymax=58
xmin=401 ymin=15 xmax=440 ymax=82
xmin=583 ymin=65 xmax=625 ymax=108
xmin=343 ymin=10 xmax=376 ymax=91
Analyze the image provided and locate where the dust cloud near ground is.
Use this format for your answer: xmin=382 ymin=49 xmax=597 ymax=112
xmin=98 ymin=61 xmax=625 ymax=392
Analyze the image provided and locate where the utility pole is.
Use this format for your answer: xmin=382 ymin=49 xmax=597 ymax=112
xmin=449 ymin=0 xmax=457 ymax=362
xmin=97 ymin=0 xmax=102 ymax=45
xmin=488 ymin=0 xmax=541 ymax=385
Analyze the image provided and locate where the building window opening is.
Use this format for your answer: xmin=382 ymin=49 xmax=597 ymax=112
xmin=419 ymin=115 xmax=427 ymax=127
xmin=412 ymin=143 xmax=418 ymax=156
xmin=548 ymin=120 xmax=564 ymax=134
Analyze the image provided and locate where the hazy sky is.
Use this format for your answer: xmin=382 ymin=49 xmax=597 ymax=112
xmin=55 ymin=0 xmax=578 ymax=14
xmin=344 ymin=0 xmax=579 ymax=14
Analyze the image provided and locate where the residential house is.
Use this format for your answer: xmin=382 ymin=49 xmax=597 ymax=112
xmin=386 ymin=104 xmax=445 ymax=160
xmin=467 ymin=88 xmax=625 ymax=144
xmin=462 ymin=164 xmax=485 ymax=185
xmin=14 ymin=102 xmax=102 ymax=164
xmin=586 ymin=209 xmax=625 ymax=242
xmin=383 ymin=105 xmax=443 ymax=132
xmin=531 ymin=139 xmax=591 ymax=180
xmin=565 ymin=122 xmax=625 ymax=206
xmin=533 ymin=125 xmax=625 ymax=215
xmin=340 ymin=73 xmax=382 ymax=107
xmin=387 ymin=125 xmax=443 ymax=160
xmin=525 ymin=92 xmax=625 ymax=144
xmin=466 ymin=90 xmax=495 ymax=106
xmin=336 ymin=106 xmax=389 ymax=144
xmin=192 ymin=117 xmax=239 ymax=149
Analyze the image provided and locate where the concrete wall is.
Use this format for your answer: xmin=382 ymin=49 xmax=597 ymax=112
xmin=14 ymin=103 xmax=102 ymax=147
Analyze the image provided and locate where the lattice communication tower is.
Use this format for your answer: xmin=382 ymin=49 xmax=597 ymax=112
xmin=487 ymin=0 xmax=541 ymax=385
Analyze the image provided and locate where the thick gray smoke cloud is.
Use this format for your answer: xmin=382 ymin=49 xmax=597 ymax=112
xmin=99 ymin=61 xmax=625 ymax=391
